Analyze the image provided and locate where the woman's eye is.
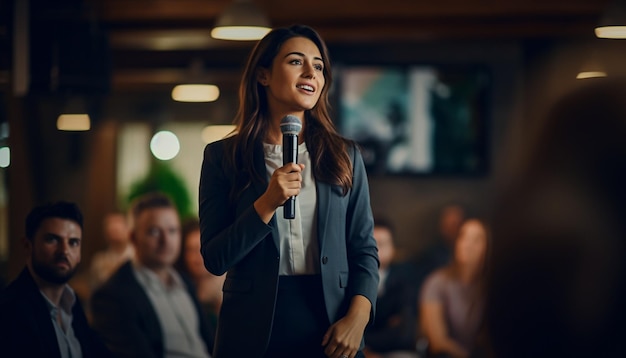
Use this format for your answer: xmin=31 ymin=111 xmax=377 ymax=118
xmin=314 ymin=64 xmax=323 ymax=71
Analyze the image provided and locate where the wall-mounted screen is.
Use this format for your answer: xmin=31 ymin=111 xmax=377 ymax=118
xmin=336 ymin=65 xmax=490 ymax=176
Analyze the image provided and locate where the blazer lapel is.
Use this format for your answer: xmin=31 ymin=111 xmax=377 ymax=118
xmin=316 ymin=181 xmax=332 ymax=253
xmin=18 ymin=269 xmax=63 ymax=358
xmin=251 ymin=142 xmax=268 ymax=199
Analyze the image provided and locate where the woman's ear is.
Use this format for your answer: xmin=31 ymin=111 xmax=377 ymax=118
xmin=256 ymin=68 xmax=269 ymax=86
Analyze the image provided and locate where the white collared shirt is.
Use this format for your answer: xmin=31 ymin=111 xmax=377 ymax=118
xmin=40 ymin=285 xmax=83 ymax=358
xmin=263 ymin=141 xmax=320 ymax=275
xmin=132 ymin=263 xmax=210 ymax=358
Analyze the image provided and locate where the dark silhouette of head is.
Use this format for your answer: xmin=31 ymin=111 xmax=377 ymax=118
xmin=486 ymin=78 xmax=626 ymax=358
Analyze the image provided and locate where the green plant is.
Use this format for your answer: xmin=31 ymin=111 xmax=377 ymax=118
xmin=125 ymin=160 xmax=194 ymax=221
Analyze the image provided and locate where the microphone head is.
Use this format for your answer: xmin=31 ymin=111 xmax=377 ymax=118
xmin=280 ymin=115 xmax=302 ymax=135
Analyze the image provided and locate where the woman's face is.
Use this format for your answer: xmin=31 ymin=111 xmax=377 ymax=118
xmin=258 ymin=36 xmax=325 ymax=116
xmin=454 ymin=220 xmax=487 ymax=267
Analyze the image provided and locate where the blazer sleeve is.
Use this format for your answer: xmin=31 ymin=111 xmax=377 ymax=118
xmin=345 ymin=144 xmax=380 ymax=316
xmin=198 ymin=139 xmax=273 ymax=276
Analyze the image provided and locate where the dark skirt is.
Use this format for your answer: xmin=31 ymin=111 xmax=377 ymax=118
xmin=263 ymin=275 xmax=365 ymax=358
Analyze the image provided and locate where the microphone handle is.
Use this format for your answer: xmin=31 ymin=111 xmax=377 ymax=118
xmin=283 ymin=133 xmax=298 ymax=219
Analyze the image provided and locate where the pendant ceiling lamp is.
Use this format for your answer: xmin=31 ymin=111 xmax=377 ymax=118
xmin=211 ymin=0 xmax=271 ymax=41
xmin=171 ymin=59 xmax=220 ymax=102
xmin=576 ymin=46 xmax=608 ymax=80
xmin=595 ymin=0 xmax=626 ymax=39
xmin=57 ymin=97 xmax=91 ymax=131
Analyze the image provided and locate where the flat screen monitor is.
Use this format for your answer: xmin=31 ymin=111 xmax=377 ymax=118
xmin=336 ymin=65 xmax=491 ymax=176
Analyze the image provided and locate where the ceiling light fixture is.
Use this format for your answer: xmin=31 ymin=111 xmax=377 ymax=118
xmin=575 ymin=45 xmax=608 ymax=80
xmin=57 ymin=114 xmax=91 ymax=131
xmin=576 ymin=71 xmax=608 ymax=80
xmin=57 ymin=97 xmax=91 ymax=131
xmin=211 ymin=0 xmax=271 ymax=41
xmin=172 ymin=84 xmax=220 ymax=102
xmin=171 ymin=59 xmax=220 ymax=102
xmin=595 ymin=0 xmax=626 ymax=39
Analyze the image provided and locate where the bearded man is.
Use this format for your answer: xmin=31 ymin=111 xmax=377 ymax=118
xmin=0 ymin=201 xmax=110 ymax=358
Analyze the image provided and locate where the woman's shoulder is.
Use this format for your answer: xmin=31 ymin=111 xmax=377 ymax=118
xmin=420 ymin=267 xmax=456 ymax=301
xmin=425 ymin=267 xmax=450 ymax=283
xmin=423 ymin=266 xmax=458 ymax=289
xmin=332 ymin=135 xmax=359 ymax=160
xmin=203 ymin=134 xmax=237 ymax=158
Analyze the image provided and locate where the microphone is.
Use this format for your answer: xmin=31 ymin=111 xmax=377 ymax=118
xmin=280 ymin=115 xmax=302 ymax=219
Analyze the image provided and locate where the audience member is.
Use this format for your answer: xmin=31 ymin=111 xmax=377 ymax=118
xmin=364 ymin=217 xmax=419 ymax=358
xmin=485 ymin=78 xmax=626 ymax=358
xmin=176 ymin=218 xmax=225 ymax=349
xmin=91 ymin=192 xmax=212 ymax=358
xmin=0 ymin=201 xmax=110 ymax=357
xmin=415 ymin=204 xmax=466 ymax=278
xmin=89 ymin=212 xmax=133 ymax=290
xmin=419 ymin=218 xmax=489 ymax=358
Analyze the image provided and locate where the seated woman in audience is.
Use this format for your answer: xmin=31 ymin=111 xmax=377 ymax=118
xmin=419 ymin=218 xmax=489 ymax=358
xmin=177 ymin=219 xmax=226 ymax=344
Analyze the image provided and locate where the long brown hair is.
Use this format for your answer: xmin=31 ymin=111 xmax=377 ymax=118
xmin=446 ymin=217 xmax=491 ymax=282
xmin=225 ymin=24 xmax=353 ymax=198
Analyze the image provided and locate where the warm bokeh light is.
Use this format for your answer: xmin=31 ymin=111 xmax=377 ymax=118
xmin=201 ymin=125 xmax=236 ymax=144
xmin=576 ymin=71 xmax=608 ymax=80
xmin=210 ymin=26 xmax=271 ymax=41
xmin=56 ymin=114 xmax=91 ymax=131
xmin=150 ymin=131 xmax=180 ymax=160
xmin=0 ymin=147 xmax=9 ymax=168
xmin=171 ymin=84 xmax=220 ymax=102
xmin=595 ymin=26 xmax=626 ymax=39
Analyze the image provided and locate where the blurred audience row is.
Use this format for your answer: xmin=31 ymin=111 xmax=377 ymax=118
xmin=363 ymin=77 xmax=626 ymax=358
xmin=2 ymin=78 xmax=626 ymax=358
xmin=363 ymin=204 xmax=488 ymax=358
xmin=0 ymin=193 xmax=224 ymax=358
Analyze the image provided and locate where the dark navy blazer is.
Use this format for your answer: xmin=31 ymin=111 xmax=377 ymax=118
xmin=199 ymin=136 xmax=380 ymax=357
xmin=0 ymin=268 xmax=111 ymax=358
xmin=90 ymin=261 xmax=213 ymax=358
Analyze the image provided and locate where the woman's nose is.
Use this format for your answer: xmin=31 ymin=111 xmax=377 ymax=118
xmin=302 ymin=63 xmax=315 ymax=78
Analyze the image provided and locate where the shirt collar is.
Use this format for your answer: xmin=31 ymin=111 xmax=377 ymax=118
xmin=40 ymin=284 xmax=76 ymax=316
xmin=132 ymin=261 xmax=185 ymax=291
xmin=263 ymin=141 xmax=308 ymax=159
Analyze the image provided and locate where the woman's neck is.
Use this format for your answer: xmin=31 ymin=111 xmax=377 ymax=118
xmin=457 ymin=262 xmax=481 ymax=285
xmin=265 ymin=129 xmax=282 ymax=145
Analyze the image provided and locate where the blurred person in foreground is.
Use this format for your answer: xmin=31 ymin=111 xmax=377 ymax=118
xmin=91 ymin=192 xmax=212 ymax=358
xmin=0 ymin=201 xmax=110 ymax=358
xmin=199 ymin=24 xmax=379 ymax=358
xmin=485 ymin=78 xmax=626 ymax=358
xmin=419 ymin=218 xmax=489 ymax=358
xmin=363 ymin=216 xmax=419 ymax=358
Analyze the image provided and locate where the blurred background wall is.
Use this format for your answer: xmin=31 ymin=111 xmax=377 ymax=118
xmin=1 ymin=0 xmax=623 ymax=282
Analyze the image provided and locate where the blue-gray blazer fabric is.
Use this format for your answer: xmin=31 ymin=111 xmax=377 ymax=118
xmin=199 ymin=136 xmax=380 ymax=357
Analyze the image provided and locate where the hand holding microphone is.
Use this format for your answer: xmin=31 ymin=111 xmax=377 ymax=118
xmin=280 ymin=115 xmax=302 ymax=219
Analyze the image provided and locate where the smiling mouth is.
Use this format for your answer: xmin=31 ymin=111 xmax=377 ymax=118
xmin=296 ymin=84 xmax=314 ymax=92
